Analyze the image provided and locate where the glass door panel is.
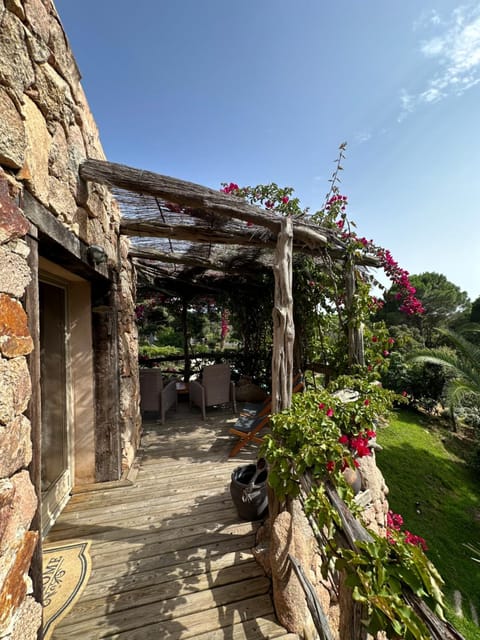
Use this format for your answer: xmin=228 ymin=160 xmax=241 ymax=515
xmin=39 ymin=279 xmax=72 ymax=535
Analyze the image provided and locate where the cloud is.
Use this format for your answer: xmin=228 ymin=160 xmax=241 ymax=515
xmin=413 ymin=9 xmax=442 ymax=31
xmin=421 ymin=37 xmax=445 ymax=56
xmin=420 ymin=87 xmax=443 ymax=103
xmin=397 ymin=90 xmax=415 ymax=122
xmin=354 ymin=130 xmax=372 ymax=144
xmin=399 ymin=4 xmax=480 ymax=120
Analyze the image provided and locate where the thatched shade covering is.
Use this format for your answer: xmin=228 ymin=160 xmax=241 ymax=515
xmin=80 ymin=158 xmax=374 ymax=394
xmin=80 ymin=159 xmax=377 ymax=296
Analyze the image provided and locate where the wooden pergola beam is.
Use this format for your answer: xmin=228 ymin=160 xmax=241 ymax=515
xmin=80 ymin=159 xmax=332 ymax=249
xmin=121 ymin=219 xmax=276 ymax=248
xmin=131 ymin=249 xmax=269 ymax=276
xmin=130 ymin=247 xmax=219 ymax=268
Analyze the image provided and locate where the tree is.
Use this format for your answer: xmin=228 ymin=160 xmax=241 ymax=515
xmin=378 ymin=272 xmax=470 ymax=345
xmin=470 ymin=296 xmax=480 ymax=323
xmin=410 ymin=326 xmax=480 ymax=430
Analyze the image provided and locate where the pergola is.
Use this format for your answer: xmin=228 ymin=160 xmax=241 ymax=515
xmin=80 ymin=158 xmax=378 ymax=413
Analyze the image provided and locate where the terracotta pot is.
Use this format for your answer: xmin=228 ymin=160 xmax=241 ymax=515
xmin=343 ymin=467 xmax=362 ymax=494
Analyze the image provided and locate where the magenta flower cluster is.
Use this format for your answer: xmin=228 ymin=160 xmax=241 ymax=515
xmin=326 ymin=194 xmax=348 ymax=211
xmin=221 ymin=309 xmax=229 ymax=339
xmin=221 ymin=182 xmax=239 ymax=194
xmin=320 ymin=397 xmax=378 ymax=473
xmin=387 ymin=510 xmax=428 ymax=551
xmin=377 ymin=249 xmax=425 ymax=315
xmin=220 ymin=180 xmax=425 ymax=317
xmin=339 ymin=428 xmax=377 ymax=460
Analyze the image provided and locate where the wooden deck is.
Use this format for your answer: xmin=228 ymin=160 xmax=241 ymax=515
xmin=45 ymin=403 xmax=297 ymax=639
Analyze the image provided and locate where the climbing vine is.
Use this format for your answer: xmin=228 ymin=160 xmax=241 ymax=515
xmin=221 ymin=143 xmax=424 ymax=378
xmin=261 ymin=378 xmax=445 ymax=640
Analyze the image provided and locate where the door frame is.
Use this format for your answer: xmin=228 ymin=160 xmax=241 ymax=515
xmin=38 ymin=273 xmax=74 ymax=537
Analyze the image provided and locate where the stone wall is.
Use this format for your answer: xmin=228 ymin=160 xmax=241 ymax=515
xmin=255 ymin=453 xmax=389 ymax=640
xmin=0 ymin=0 xmax=141 ymax=636
xmin=0 ymin=180 xmax=41 ymax=639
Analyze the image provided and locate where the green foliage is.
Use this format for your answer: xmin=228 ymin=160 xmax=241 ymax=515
xmin=376 ymin=409 xmax=480 ymax=637
xmin=337 ymin=533 xmax=444 ymax=640
xmin=262 ymin=378 xmax=447 ymax=639
xmin=293 ymin=258 xmax=349 ymax=376
xmin=138 ymin=344 xmax=182 ymax=358
xmin=378 ymin=272 xmax=471 ymax=346
xmin=136 ymin=292 xmax=241 ymax=374
xmin=410 ymin=326 xmax=480 ymax=420
xmin=225 ymin=274 xmax=273 ymax=384
xmin=470 ymin=296 xmax=480 ymax=324
xmin=224 ymin=145 xmax=425 ymax=380
xmin=376 ymin=323 xmax=449 ymax=413
xmin=263 ymin=378 xmax=399 ymax=495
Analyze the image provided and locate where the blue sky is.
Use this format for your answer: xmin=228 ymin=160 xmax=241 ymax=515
xmin=55 ymin=1 xmax=480 ymax=300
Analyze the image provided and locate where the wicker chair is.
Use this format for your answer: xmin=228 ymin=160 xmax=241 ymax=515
xmin=189 ymin=364 xmax=237 ymax=420
xmin=139 ymin=369 xmax=178 ymax=425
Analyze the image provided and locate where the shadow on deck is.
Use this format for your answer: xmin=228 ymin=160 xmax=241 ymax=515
xmin=44 ymin=402 xmax=297 ymax=639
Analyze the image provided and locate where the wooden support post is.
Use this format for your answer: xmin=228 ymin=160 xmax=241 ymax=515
xmin=345 ymin=263 xmax=365 ymax=368
xmin=271 ymin=217 xmax=294 ymax=415
xmin=181 ymin=298 xmax=190 ymax=382
xmin=92 ymin=282 xmax=122 ymax=481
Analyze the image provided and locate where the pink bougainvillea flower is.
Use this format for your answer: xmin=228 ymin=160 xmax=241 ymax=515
xmin=318 ymin=402 xmax=325 ymax=410
xmin=371 ymin=336 xmax=378 ymax=343
xmin=326 ymin=460 xmax=335 ymax=473
xmin=357 ymin=443 xmax=371 ymax=457
xmin=367 ymin=430 xmax=377 ymax=438
xmin=383 ymin=350 xmax=390 ymax=357
xmin=388 ymin=337 xmax=395 ymax=345
xmin=336 ymin=219 xmax=344 ymax=229
xmin=326 ymin=408 xmax=334 ymax=418
xmin=404 ymin=531 xmax=428 ymax=551
xmin=350 ymin=435 xmax=371 ymax=457
xmin=221 ymin=182 xmax=239 ymax=194
xmin=387 ymin=511 xmax=404 ymax=530
xmin=364 ymin=399 xmax=370 ymax=406
xmin=281 ymin=196 xmax=289 ymax=204
xmin=338 ymin=434 xmax=349 ymax=445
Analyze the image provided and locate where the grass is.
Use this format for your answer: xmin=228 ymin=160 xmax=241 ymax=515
xmin=376 ymin=408 xmax=480 ymax=639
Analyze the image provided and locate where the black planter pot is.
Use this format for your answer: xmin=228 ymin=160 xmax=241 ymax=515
xmin=230 ymin=460 xmax=268 ymax=521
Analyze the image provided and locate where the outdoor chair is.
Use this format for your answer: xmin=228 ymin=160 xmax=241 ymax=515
xmin=189 ymin=363 xmax=237 ymax=420
xmin=228 ymin=372 xmax=304 ymax=458
xmin=139 ymin=368 xmax=178 ymax=425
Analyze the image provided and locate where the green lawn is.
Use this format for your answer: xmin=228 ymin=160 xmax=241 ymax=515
xmin=376 ymin=408 xmax=480 ymax=639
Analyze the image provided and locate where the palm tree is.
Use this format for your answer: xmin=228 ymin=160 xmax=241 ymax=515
xmin=410 ymin=325 xmax=480 ymax=430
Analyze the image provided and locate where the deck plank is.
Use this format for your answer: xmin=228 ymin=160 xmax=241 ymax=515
xmin=45 ymin=405 xmax=297 ymax=639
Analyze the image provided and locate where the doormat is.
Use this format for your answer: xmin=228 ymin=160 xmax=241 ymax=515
xmin=42 ymin=540 xmax=92 ymax=639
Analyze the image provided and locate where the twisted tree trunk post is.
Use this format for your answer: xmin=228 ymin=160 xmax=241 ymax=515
xmin=181 ymin=298 xmax=190 ymax=382
xmin=345 ymin=262 xmax=365 ymax=368
xmin=271 ymin=216 xmax=295 ymax=415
